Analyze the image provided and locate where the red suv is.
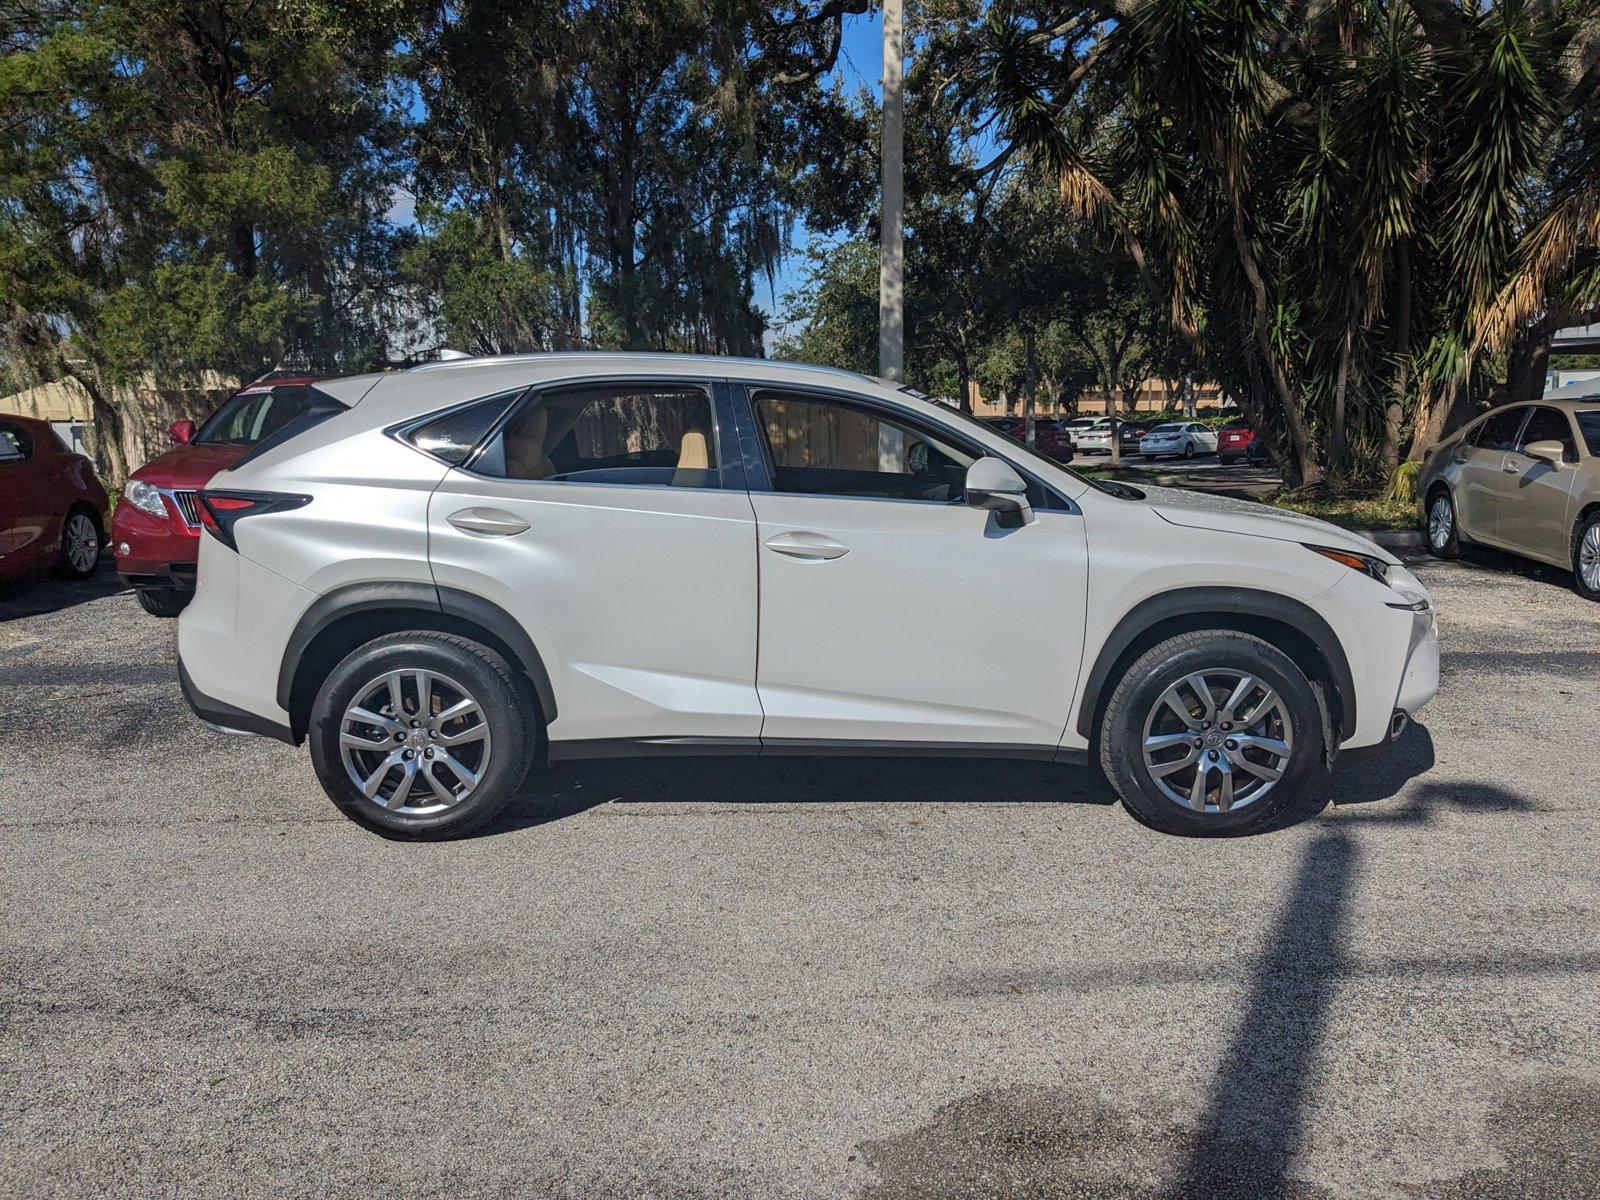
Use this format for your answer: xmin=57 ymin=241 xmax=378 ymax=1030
xmin=112 ymin=375 xmax=325 ymax=615
xmin=1217 ymin=418 xmax=1258 ymax=465
xmin=0 ymin=415 xmax=109 ymax=583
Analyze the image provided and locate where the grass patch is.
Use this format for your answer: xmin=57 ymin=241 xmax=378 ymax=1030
xmin=1263 ymin=492 xmax=1417 ymax=531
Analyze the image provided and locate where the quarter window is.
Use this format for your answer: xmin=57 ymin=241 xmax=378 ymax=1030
xmin=407 ymin=390 xmax=522 ymax=465
xmin=1516 ymin=407 xmax=1577 ymax=459
xmin=0 ymin=423 xmax=31 ymax=460
xmin=754 ymin=391 xmax=976 ymax=503
xmin=476 ymin=384 xmax=719 ymax=488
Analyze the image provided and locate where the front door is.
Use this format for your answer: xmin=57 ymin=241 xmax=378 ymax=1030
xmin=1498 ymin=405 xmax=1580 ymax=563
xmin=741 ymin=387 xmax=1089 ymax=748
xmin=426 ymin=379 xmax=762 ymax=746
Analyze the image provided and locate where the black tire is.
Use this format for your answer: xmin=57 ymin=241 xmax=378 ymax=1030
xmin=57 ymin=505 xmax=102 ymax=578
xmin=1218 ymin=454 xmax=1237 ymax=466
xmin=308 ymin=631 xmax=538 ymax=839
xmin=1425 ymin=486 xmax=1461 ymax=560
xmin=1098 ymin=631 xmax=1325 ymax=837
xmin=135 ymin=586 xmax=188 ymax=617
xmin=1183 ymin=442 xmax=1196 ymax=460
xmin=1573 ymin=511 xmax=1600 ymax=602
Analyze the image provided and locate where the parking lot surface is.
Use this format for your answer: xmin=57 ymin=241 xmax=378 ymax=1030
xmin=3 ymin=550 xmax=1598 ymax=1198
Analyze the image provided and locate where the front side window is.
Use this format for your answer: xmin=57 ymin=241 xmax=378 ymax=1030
xmin=754 ymin=391 xmax=976 ymax=503
xmin=1477 ymin=406 xmax=1528 ymax=452
xmin=1517 ymin=407 xmax=1577 ymax=459
xmin=195 ymin=385 xmax=316 ymax=446
xmin=1576 ymin=411 xmax=1600 ymax=457
xmin=476 ymin=383 xmax=719 ymax=488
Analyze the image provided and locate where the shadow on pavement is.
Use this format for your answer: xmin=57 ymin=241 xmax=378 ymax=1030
xmin=0 ymin=560 xmax=127 ymax=620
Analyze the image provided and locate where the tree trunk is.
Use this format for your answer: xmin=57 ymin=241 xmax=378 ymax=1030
xmin=1382 ymin=240 xmax=1413 ymax=470
xmin=1022 ymin=327 xmax=1038 ymax=447
xmin=68 ymin=365 xmax=130 ymax=485
xmin=1504 ymin=317 xmax=1556 ymax=402
xmin=1330 ymin=327 xmax=1352 ymax=473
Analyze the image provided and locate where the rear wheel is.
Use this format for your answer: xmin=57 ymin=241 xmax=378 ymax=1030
xmin=1426 ymin=488 xmax=1461 ymax=560
xmin=1099 ymin=631 xmax=1324 ymax=836
xmin=1219 ymin=453 xmax=1237 ymax=466
xmin=1574 ymin=513 xmax=1600 ymax=602
xmin=135 ymin=586 xmax=188 ymax=617
xmin=309 ymin=632 xmax=537 ymax=839
xmin=1183 ymin=441 xmax=1196 ymax=460
xmin=57 ymin=507 xmax=101 ymax=578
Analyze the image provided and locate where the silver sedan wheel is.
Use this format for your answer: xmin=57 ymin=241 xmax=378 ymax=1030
xmin=64 ymin=512 xmax=99 ymax=573
xmin=1141 ymin=670 xmax=1293 ymax=814
xmin=1580 ymin=523 xmax=1600 ymax=592
xmin=1428 ymin=495 xmax=1453 ymax=550
xmin=339 ymin=669 xmax=491 ymax=815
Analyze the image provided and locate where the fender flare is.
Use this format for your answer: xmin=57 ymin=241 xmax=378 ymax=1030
xmin=1073 ymin=586 xmax=1356 ymax=741
xmin=276 ymin=581 xmax=557 ymax=722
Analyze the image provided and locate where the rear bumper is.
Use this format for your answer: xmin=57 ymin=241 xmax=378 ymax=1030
xmin=178 ymin=657 xmax=295 ymax=744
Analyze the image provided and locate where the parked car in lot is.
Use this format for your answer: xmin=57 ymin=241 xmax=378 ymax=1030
xmin=112 ymin=375 xmax=326 ymax=615
xmin=984 ymin=415 xmax=1072 ymax=462
xmin=1218 ymin=419 xmax=1259 ymax=464
xmin=0 ymin=415 xmax=108 ymax=582
xmin=1074 ymin=417 xmax=1154 ymax=456
xmin=1419 ymin=398 xmax=1600 ymax=600
xmin=1139 ymin=421 xmax=1218 ymax=459
xmin=178 ymin=353 xmax=1438 ymax=841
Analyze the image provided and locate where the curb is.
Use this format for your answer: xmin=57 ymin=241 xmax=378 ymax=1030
xmin=1355 ymin=527 xmax=1425 ymax=551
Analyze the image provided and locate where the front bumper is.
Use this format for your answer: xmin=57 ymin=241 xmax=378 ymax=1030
xmin=111 ymin=497 xmax=200 ymax=583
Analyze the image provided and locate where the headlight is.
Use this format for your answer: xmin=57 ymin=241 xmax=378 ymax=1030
xmin=124 ymin=479 xmax=167 ymax=517
xmin=1304 ymin=543 xmax=1392 ymax=585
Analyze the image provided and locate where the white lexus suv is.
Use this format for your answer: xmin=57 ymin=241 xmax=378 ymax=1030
xmin=178 ymin=354 xmax=1438 ymax=839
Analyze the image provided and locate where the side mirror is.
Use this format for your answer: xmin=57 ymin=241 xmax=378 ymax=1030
xmin=966 ymin=457 xmax=1032 ymax=523
xmin=170 ymin=419 xmax=195 ymax=445
xmin=1523 ymin=439 xmax=1566 ymax=466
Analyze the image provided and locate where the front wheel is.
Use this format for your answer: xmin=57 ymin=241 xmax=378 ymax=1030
xmin=1098 ymin=631 xmax=1325 ymax=836
xmin=308 ymin=631 xmax=537 ymax=839
xmin=1183 ymin=442 xmax=1196 ymax=460
xmin=1574 ymin=513 xmax=1600 ymax=602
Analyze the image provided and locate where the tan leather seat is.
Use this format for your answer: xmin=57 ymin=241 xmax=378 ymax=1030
xmin=504 ymin=408 xmax=557 ymax=480
xmin=673 ymin=430 xmax=710 ymax=486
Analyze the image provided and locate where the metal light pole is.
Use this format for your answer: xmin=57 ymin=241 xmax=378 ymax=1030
xmin=878 ymin=0 xmax=904 ymax=383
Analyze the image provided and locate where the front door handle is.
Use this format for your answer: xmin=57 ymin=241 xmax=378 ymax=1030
xmin=1502 ymin=460 xmax=1521 ymax=474
xmin=764 ymin=531 xmax=849 ymax=561
xmin=448 ymin=507 xmax=530 ymax=537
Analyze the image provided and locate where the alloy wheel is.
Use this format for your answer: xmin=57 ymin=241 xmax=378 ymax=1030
xmin=64 ymin=513 xmax=99 ymax=573
xmin=1140 ymin=669 xmax=1293 ymax=814
xmin=339 ymin=669 xmax=492 ymax=815
xmin=1580 ymin=523 xmax=1600 ymax=593
xmin=1429 ymin=496 xmax=1453 ymax=550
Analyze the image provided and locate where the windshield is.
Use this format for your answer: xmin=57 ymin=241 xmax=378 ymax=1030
xmin=1148 ymin=423 xmax=1180 ymax=433
xmin=194 ymin=385 xmax=317 ymax=446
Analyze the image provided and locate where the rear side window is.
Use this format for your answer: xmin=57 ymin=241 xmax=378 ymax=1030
xmin=405 ymin=390 xmax=523 ymax=465
xmin=475 ymin=383 xmax=720 ymax=488
xmin=1477 ymin=407 xmax=1528 ymax=452
xmin=0 ymin=423 xmax=30 ymax=460
xmin=1516 ymin=407 xmax=1576 ymax=459
xmin=1576 ymin=412 xmax=1600 ymax=456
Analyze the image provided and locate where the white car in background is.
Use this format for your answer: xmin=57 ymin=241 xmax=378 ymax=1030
xmin=176 ymin=353 xmax=1437 ymax=841
xmin=1140 ymin=421 xmax=1218 ymax=459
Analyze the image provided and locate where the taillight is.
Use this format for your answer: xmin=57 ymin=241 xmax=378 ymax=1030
xmin=197 ymin=490 xmax=311 ymax=551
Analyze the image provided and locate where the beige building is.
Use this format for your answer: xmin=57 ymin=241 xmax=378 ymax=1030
xmin=1 ymin=372 xmax=234 ymax=472
xmin=965 ymin=377 xmax=1226 ymax=418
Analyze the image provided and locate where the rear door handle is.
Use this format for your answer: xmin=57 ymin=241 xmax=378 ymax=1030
xmin=764 ymin=531 xmax=849 ymax=561
xmin=447 ymin=507 xmax=530 ymax=537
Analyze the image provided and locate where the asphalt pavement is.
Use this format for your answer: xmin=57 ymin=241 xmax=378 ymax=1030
xmin=3 ymin=549 xmax=1598 ymax=1198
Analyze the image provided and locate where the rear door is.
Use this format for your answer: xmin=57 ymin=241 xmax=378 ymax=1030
xmin=1455 ymin=406 xmax=1529 ymax=544
xmin=425 ymin=378 xmax=763 ymax=747
xmin=1498 ymin=406 xmax=1580 ymax=563
xmin=0 ymin=422 xmax=50 ymax=567
xmin=740 ymin=385 xmax=1089 ymax=748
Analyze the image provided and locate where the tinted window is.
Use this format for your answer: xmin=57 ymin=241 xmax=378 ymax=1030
xmin=406 ymin=391 xmax=522 ymax=465
xmin=477 ymin=384 xmax=718 ymax=488
xmin=195 ymin=385 xmax=317 ymax=446
xmin=1576 ymin=412 xmax=1600 ymax=457
xmin=755 ymin=391 xmax=981 ymax=504
xmin=1477 ymin=407 xmax=1528 ymax=452
xmin=1516 ymin=407 xmax=1576 ymax=459
xmin=0 ymin=423 xmax=32 ymax=460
